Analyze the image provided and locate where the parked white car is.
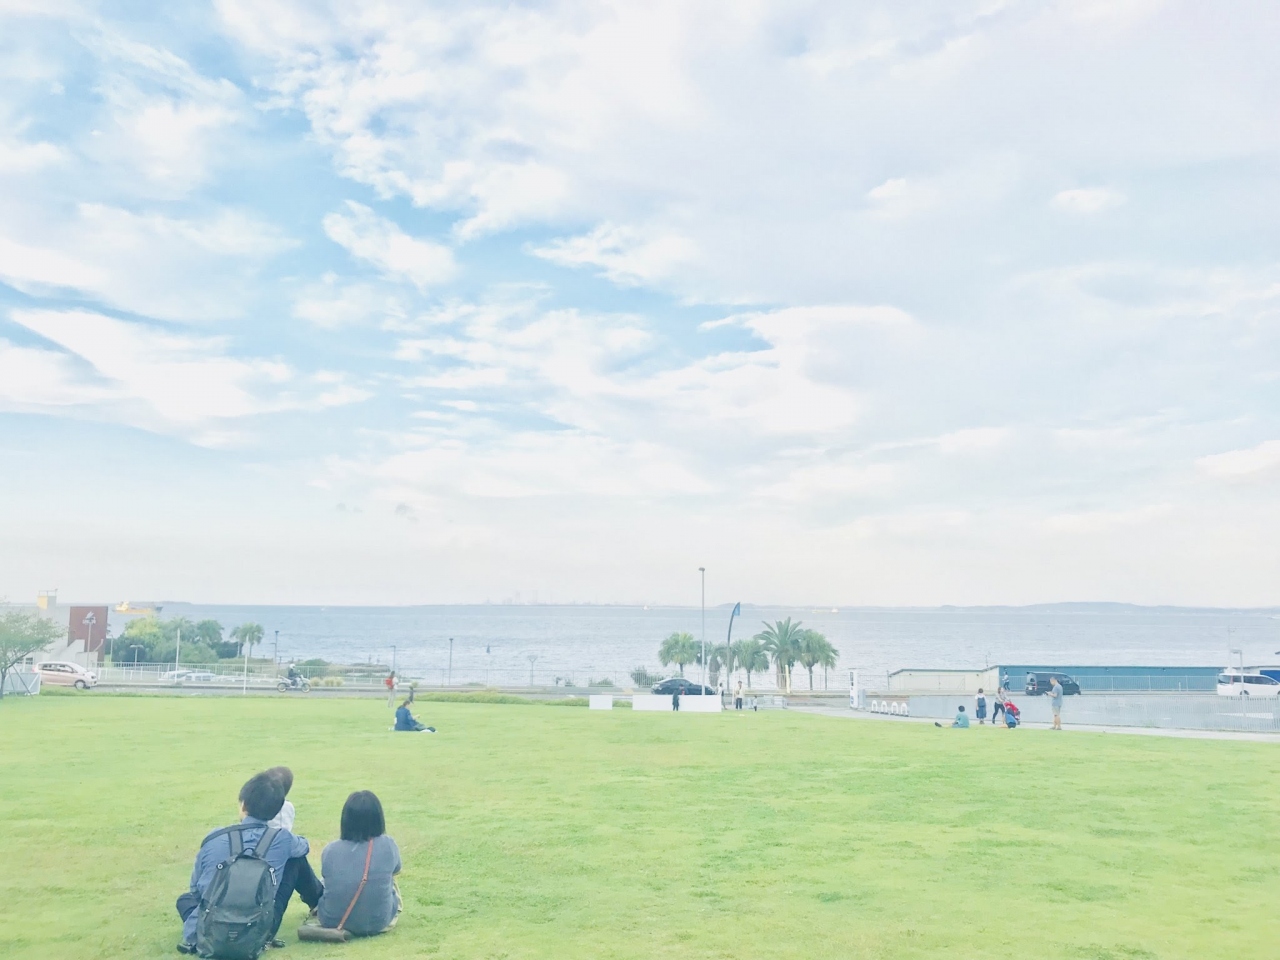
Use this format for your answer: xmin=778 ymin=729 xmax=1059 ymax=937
xmin=36 ymin=661 xmax=98 ymax=690
xmin=1216 ymin=673 xmax=1280 ymax=697
xmin=161 ymin=669 xmax=217 ymax=684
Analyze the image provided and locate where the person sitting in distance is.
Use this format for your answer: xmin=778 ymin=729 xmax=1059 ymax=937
xmin=314 ymin=791 xmax=402 ymax=937
xmin=394 ymin=698 xmax=435 ymax=733
xmin=934 ymin=705 xmax=970 ymax=728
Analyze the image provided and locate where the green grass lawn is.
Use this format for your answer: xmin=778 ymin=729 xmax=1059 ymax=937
xmin=2 ymin=695 xmax=1278 ymax=960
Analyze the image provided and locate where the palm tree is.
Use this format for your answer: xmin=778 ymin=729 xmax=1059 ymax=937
xmin=711 ymin=641 xmax=735 ymax=690
xmin=797 ymin=629 xmax=838 ymax=691
xmin=757 ymin=618 xmax=804 ymax=693
xmin=731 ymin=637 xmax=768 ymax=689
xmin=819 ymin=640 xmax=839 ymax=690
xmin=230 ymin=622 xmax=265 ymax=659
xmin=658 ymin=632 xmax=697 ymax=677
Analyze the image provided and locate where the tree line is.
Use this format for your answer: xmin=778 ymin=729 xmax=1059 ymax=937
xmin=655 ymin=617 xmax=838 ymax=691
xmin=113 ymin=617 xmax=267 ymax=665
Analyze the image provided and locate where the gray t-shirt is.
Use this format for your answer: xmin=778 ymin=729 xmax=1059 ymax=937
xmin=318 ymin=836 xmax=402 ymax=936
xmin=1050 ymin=684 xmax=1064 ymax=707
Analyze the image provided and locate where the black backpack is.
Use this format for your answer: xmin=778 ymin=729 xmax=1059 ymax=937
xmin=196 ymin=826 xmax=280 ymax=959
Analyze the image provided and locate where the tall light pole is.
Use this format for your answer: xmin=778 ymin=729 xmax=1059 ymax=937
xmin=83 ymin=611 xmax=97 ymax=671
xmin=391 ymin=645 xmax=397 ymax=675
xmin=175 ymin=627 xmax=181 ymax=673
xmin=528 ymin=654 xmax=538 ymax=687
xmin=273 ymin=630 xmax=279 ymax=672
xmin=448 ymin=638 xmax=454 ymax=686
xmin=699 ymin=567 xmax=706 ymax=692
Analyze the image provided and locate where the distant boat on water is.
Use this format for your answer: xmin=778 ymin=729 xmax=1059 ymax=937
xmin=115 ymin=601 xmax=162 ymax=615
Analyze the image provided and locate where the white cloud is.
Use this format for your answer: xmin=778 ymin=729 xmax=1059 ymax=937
xmin=1197 ymin=441 xmax=1280 ymax=480
xmin=292 ymin=274 xmax=408 ymax=329
xmin=322 ymin=202 xmax=455 ymax=289
xmin=4 ymin=310 xmax=367 ymax=441
xmin=1043 ymin=503 xmax=1173 ymax=534
xmin=0 ymin=137 xmax=62 ymax=173
xmin=532 ymin=223 xmax=699 ymax=287
xmin=936 ymin=427 xmax=1011 ymax=454
xmin=1051 ymin=187 xmax=1126 ymax=214
xmin=0 ymin=204 xmax=295 ymax=322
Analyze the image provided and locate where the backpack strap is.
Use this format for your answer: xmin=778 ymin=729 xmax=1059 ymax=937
xmin=252 ymin=827 xmax=280 ymax=859
xmin=228 ymin=827 xmax=245 ymax=858
xmin=336 ymin=840 xmax=375 ymax=932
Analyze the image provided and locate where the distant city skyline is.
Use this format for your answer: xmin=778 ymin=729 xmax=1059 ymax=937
xmin=2 ymin=3 xmax=1278 ymax=607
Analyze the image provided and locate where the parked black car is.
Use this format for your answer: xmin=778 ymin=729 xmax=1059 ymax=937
xmin=652 ymin=677 xmax=715 ymax=696
xmin=1025 ymin=672 xmax=1081 ymax=696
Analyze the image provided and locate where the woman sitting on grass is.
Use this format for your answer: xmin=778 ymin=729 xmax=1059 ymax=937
xmin=315 ymin=791 xmax=403 ymax=937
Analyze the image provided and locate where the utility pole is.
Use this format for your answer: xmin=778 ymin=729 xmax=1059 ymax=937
xmin=273 ymin=630 xmax=279 ymax=671
xmin=448 ymin=638 xmax=453 ymax=686
xmin=175 ymin=627 xmax=181 ymax=673
xmin=391 ymin=645 xmax=397 ymax=675
xmin=699 ymin=567 xmax=706 ymax=691
xmin=528 ymin=654 xmax=538 ymax=687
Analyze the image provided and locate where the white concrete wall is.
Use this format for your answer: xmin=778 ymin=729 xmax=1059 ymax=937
xmin=632 ymin=695 xmax=673 ymax=711
xmin=888 ymin=668 xmax=1000 ymax=694
xmin=588 ymin=695 xmax=614 ymax=710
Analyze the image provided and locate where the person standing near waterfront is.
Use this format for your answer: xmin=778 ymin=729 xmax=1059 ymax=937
xmin=385 ymin=671 xmax=396 ymax=707
xmin=734 ymin=680 xmax=744 ymax=711
xmin=1049 ymin=676 xmax=1064 ymax=730
xmin=991 ymin=683 xmax=1007 ymax=724
xmin=974 ymin=688 xmax=988 ymax=724
xmin=672 ymin=686 xmax=680 ymax=712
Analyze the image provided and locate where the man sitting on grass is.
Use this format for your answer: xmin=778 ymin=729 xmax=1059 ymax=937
xmin=934 ymin=705 xmax=970 ymax=728
xmin=175 ymin=771 xmax=311 ymax=955
xmin=394 ymin=698 xmax=436 ymax=733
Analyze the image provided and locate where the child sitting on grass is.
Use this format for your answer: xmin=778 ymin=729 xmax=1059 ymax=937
xmin=266 ymin=767 xmax=324 ymax=931
xmin=175 ymin=771 xmax=311 ymax=955
xmin=934 ymin=705 xmax=970 ymax=728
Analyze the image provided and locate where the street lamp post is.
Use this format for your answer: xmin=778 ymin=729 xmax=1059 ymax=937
xmin=699 ymin=567 xmax=706 ymax=692
xmin=129 ymin=644 xmax=143 ymax=677
xmin=391 ymin=645 xmax=397 ymax=676
xmin=448 ymin=638 xmax=453 ymax=687
xmin=83 ymin=612 xmax=97 ymax=673
xmin=273 ymin=630 xmax=279 ymax=672
xmin=175 ymin=627 xmax=181 ymax=673
xmin=528 ymin=654 xmax=538 ymax=687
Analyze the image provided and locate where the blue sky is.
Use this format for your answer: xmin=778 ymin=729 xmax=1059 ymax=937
xmin=1 ymin=0 xmax=1278 ymax=606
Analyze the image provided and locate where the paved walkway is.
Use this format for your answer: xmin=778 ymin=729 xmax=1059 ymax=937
xmin=789 ymin=703 xmax=1280 ymax=743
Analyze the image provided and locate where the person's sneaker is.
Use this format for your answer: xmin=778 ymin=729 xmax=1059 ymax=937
xmin=266 ymin=938 xmax=287 ymax=949
xmin=176 ymin=943 xmax=197 ymax=955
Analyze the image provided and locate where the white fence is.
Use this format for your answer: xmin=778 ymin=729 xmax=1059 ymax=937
xmin=2 ymin=671 xmax=41 ymax=696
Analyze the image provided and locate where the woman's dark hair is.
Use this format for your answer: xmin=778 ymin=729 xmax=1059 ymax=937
xmin=239 ymin=772 xmax=285 ymax=821
xmin=340 ymin=790 xmax=386 ymax=842
xmin=266 ymin=766 xmax=294 ymax=796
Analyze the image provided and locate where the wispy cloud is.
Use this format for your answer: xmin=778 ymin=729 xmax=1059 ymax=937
xmin=323 ymin=202 xmax=455 ymax=290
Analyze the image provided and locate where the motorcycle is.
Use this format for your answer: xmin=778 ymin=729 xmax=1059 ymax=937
xmin=276 ymin=675 xmax=312 ymax=693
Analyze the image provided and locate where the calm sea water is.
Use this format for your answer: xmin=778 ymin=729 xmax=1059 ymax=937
xmin=127 ymin=603 xmax=1280 ymax=689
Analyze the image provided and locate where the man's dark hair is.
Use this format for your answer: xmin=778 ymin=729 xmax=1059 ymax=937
xmin=340 ymin=790 xmax=386 ymax=842
xmin=239 ymin=772 xmax=286 ymax=821
xmin=266 ymin=766 xmax=294 ymax=797
xmin=958 ymin=705 xmax=965 ymax=712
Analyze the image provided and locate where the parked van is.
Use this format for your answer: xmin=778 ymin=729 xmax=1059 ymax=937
xmin=1024 ymin=672 xmax=1081 ymax=696
xmin=35 ymin=661 xmax=98 ymax=690
xmin=1216 ymin=673 xmax=1280 ymax=697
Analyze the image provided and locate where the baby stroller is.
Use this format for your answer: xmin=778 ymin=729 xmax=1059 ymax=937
xmin=1002 ymin=700 xmax=1020 ymax=728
